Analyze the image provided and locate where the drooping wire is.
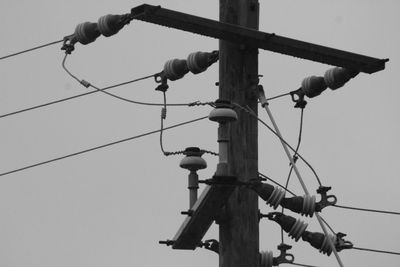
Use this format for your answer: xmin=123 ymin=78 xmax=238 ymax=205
xmin=255 ymin=100 xmax=343 ymax=267
xmin=281 ymin=107 xmax=305 ymax=243
xmin=159 ymin=91 xmax=169 ymax=155
xmin=233 ymin=103 xmax=322 ymax=186
xmin=352 ymin=246 xmax=400 ymax=256
xmin=61 ymin=54 xmax=214 ymax=107
xmin=333 ymin=204 xmax=400 ymax=216
xmin=0 ymin=116 xmax=208 ymax=178
xmin=0 ymin=39 xmax=64 ymax=61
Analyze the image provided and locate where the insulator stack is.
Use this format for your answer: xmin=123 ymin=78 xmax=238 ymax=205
xmin=301 ymin=76 xmax=328 ymax=98
xmin=324 ymin=67 xmax=359 ymax=90
xmin=180 ymin=147 xmax=207 ymax=209
xmin=97 ymin=14 xmax=126 ymax=37
xmin=163 ymin=59 xmax=189 ymax=81
xmin=268 ymin=213 xmax=308 ymax=241
xmin=302 ymin=231 xmax=336 ymax=256
xmin=74 ymin=22 xmax=101 ymax=45
xmin=280 ymin=195 xmax=316 ymax=217
xmin=260 ymin=251 xmax=274 ymax=267
xmin=187 ymin=51 xmax=219 ymax=74
xmin=250 ymin=182 xmax=284 ymax=209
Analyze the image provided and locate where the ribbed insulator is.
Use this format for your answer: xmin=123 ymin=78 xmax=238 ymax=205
xmin=209 ymin=100 xmax=238 ymax=123
xmin=74 ymin=22 xmax=100 ymax=45
xmin=301 ymin=76 xmax=327 ymax=98
xmin=301 ymin=195 xmax=316 ymax=217
xmin=187 ymin=51 xmax=212 ymax=74
xmin=260 ymin=251 xmax=274 ymax=267
xmin=267 ymin=187 xmax=285 ymax=209
xmin=180 ymin=147 xmax=207 ymax=171
xmin=302 ymin=231 xmax=335 ymax=256
xmin=288 ymin=219 xmax=308 ymax=241
xmin=324 ymin=67 xmax=359 ymax=90
xmin=163 ymin=59 xmax=189 ymax=81
xmin=98 ymin=14 xmax=124 ymax=37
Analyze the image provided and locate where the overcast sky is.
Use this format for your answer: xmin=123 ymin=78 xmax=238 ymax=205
xmin=0 ymin=1 xmax=399 ymax=267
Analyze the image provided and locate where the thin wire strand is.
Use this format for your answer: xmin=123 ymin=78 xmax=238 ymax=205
xmin=62 ymin=54 xmax=209 ymax=107
xmin=281 ymin=108 xmax=304 ymax=244
xmin=233 ymin=103 xmax=322 ymax=186
xmin=288 ymin=262 xmax=320 ymax=267
xmin=257 ymin=101 xmax=343 ymax=267
xmin=266 ymin=92 xmax=291 ymax=101
xmin=160 ymin=91 xmax=168 ymax=155
xmin=352 ymin=246 xmax=400 ymax=256
xmin=333 ymin=204 xmax=400 ymax=216
xmin=0 ymin=39 xmax=63 ymax=61
xmin=0 ymin=116 xmax=208 ymax=177
xmin=319 ymin=215 xmax=337 ymax=235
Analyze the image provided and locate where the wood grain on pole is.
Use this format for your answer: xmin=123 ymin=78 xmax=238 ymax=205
xmin=219 ymin=1 xmax=260 ymax=266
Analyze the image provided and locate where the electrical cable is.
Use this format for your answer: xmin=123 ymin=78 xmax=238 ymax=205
xmin=266 ymin=92 xmax=291 ymax=101
xmin=159 ymin=91 xmax=168 ymax=155
xmin=233 ymin=103 xmax=322 ymax=186
xmin=333 ymin=204 xmax=400 ymax=216
xmin=281 ymin=107 xmax=305 ymax=244
xmin=352 ymin=246 xmax=400 ymax=256
xmin=289 ymin=262 xmax=320 ymax=267
xmin=0 ymin=39 xmax=63 ymax=61
xmin=61 ymin=54 xmax=213 ymax=107
xmin=0 ymin=116 xmax=208 ymax=177
xmin=257 ymin=101 xmax=343 ymax=267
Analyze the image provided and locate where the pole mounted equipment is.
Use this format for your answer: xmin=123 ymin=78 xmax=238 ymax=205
xmin=260 ymin=243 xmax=295 ymax=267
xmin=179 ymin=147 xmax=207 ymax=208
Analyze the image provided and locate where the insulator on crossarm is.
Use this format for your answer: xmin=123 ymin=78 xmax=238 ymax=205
xmin=301 ymin=76 xmax=327 ymax=98
xmin=302 ymin=231 xmax=335 ymax=256
xmin=187 ymin=51 xmax=219 ymax=74
xmin=98 ymin=14 xmax=126 ymax=37
xmin=163 ymin=59 xmax=189 ymax=81
xmin=260 ymin=251 xmax=274 ymax=267
xmin=74 ymin=22 xmax=101 ymax=45
xmin=324 ymin=67 xmax=359 ymax=90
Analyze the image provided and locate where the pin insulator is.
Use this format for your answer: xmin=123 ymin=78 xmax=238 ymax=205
xmin=98 ymin=14 xmax=125 ymax=37
xmin=74 ymin=22 xmax=101 ymax=45
xmin=324 ymin=67 xmax=359 ymax=90
xmin=301 ymin=76 xmax=328 ymax=98
xmin=208 ymin=100 xmax=238 ymax=123
xmin=187 ymin=51 xmax=217 ymax=74
xmin=179 ymin=147 xmax=207 ymax=171
xmin=163 ymin=59 xmax=189 ymax=81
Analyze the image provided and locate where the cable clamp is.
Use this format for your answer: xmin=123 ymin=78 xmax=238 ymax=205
xmin=154 ymin=72 xmax=169 ymax=92
xmin=274 ymin=243 xmax=295 ymax=265
xmin=289 ymin=88 xmax=307 ymax=109
xmin=61 ymin=34 xmax=77 ymax=54
xmin=335 ymin=232 xmax=353 ymax=252
xmin=315 ymin=186 xmax=337 ymax=212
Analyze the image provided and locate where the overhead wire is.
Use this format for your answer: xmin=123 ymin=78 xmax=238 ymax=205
xmin=281 ymin=107 xmax=305 ymax=244
xmin=352 ymin=246 xmax=400 ymax=256
xmin=0 ymin=116 xmax=208 ymax=178
xmin=289 ymin=262 xmax=320 ymax=267
xmin=0 ymin=39 xmax=64 ymax=61
xmin=61 ymin=54 xmax=213 ymax=107
xmin=333 ymin=204 xmax=400 ymax=216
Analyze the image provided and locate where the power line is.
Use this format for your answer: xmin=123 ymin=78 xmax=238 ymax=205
xmin=333 ymin=204 xmax=400 ymax=216
xmin=289 ymin=262 xmax=320 ymax=267
xmin=0 ymin=39 xmax=64 ymax=61
xmin=0 ymin=116 xmax=208 ymax=178
xmin=234 ymin=103 xmax=323 ymax=187
xmin=258 ymin=172 xmax=297 ymax=196
xmin=61 ymin=54 xmax=212 ymax=107
xmin=352 ymin=246 xmax=400 ymax=256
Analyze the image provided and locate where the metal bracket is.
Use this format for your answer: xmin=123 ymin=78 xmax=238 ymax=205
xmin=274 ymin=243 xmax=295 ymax=265
xmin=154 ymin=72 xmax=169 ymax=91
xmin=289 ymin=88 xmax=307 ymax=109
xmin=315 ymin=186 xmax=337 ymax=212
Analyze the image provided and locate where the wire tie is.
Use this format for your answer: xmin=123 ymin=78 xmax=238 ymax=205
xmin=80 ymin=80 xmax=91 ymax=88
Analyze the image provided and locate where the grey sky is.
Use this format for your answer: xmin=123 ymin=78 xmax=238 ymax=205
xmin=0 ymin=1 xmax=399 ymax=266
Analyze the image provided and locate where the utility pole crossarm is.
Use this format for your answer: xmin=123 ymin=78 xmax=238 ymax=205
xmin=131 ymin=4 xmax=388 ymax=74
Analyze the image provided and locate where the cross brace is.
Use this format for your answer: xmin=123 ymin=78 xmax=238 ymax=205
xmin=131 ymin=4 xmax=388 ymax=74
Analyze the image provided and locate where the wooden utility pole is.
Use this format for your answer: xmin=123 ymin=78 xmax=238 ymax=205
xmin=219 ymin=1 xmax=260 ymax=266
